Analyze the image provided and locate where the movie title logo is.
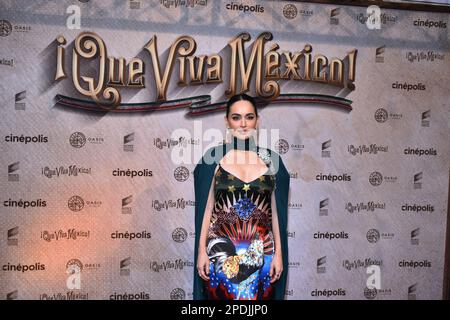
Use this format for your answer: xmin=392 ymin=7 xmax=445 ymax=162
xmin=345 ymin=201 xmax=385 ymax=214
xmin=41 ymin=229 xmax=91 ymax=242
xmin=348 ymin=144 xmax=388 ymax=156
xmin=152 ymin=198 xmax=195 ymax=211
xmin=54 ymin=32 xmax=357 ymax=108
xmin=42 ymin=165 xmax=92 ymax=178
xmin=150 ymin=259 xmax=194 ymax=272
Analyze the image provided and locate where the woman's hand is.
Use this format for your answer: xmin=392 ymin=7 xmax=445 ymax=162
xmin=197 ymin=250 xmax=210 ymax=281
xmin=270 ymin=251 xmax=283 ymax=283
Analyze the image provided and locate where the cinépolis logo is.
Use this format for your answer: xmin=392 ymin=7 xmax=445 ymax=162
xmin=2 ymin=262 xmax=46 ymax=272
xmin=3 ymin=198 xmax=47 ymax=209
xmin=5 ymin=134 xmax=48 ymax=144
xmin=53 ymin=32 xmax=357 ymax=115
xmin=225 ymin=2 xmax=264 ymax=14
xmin=314 ymin=231 xmax=349 ymax=240
xmin=111 ymin=230 xmax=151 ymax=240
xmin=112 ymin=168 xmax=152 ymax=178
xmin=316 ymin=173 xmax=351 ymax=182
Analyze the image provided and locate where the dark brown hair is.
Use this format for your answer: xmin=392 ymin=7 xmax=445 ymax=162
xmin=226 ymin=93 xmax=258 ymax=118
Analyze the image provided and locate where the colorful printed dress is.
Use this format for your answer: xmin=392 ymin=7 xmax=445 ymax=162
xmin=204 ymin=163 xmax=276 ymax=300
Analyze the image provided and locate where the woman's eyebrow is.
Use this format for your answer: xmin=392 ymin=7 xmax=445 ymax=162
xmin=231 ymin=113 xmax=255 ymax=116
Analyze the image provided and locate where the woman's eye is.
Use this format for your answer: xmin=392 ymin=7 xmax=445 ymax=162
xmin=247 ymin=116 xmax=254 ymax=120
xmin=232 ymin=116 xmax=240 ymax=121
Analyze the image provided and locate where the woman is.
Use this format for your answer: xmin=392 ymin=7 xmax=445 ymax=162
xmin=193 ymin=93 xmax=290 ymax=300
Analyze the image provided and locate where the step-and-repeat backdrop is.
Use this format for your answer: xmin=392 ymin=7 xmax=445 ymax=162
xmin=1 ymin=0 xmax=449 ymax=300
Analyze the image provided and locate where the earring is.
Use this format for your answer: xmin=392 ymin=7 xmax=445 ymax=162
xmin=225 ymin=127 xmax=231 ymax=144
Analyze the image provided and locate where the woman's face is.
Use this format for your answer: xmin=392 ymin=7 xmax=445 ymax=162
xmin=225 ymin=100 xmax=259 ymax=140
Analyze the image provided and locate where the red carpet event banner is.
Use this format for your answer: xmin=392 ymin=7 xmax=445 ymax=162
xmin=0 ymin=0 xmax=449 ymax=300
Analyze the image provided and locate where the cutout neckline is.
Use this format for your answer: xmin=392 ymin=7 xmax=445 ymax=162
xmin=218 ymin=163 xmax=270 ymax=184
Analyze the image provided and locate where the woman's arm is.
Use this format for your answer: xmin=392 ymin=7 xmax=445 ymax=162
xmin=270 ymin=190 xmax=283 ymax=283
xmin=197 ymin=166 xmax=218 ymax=281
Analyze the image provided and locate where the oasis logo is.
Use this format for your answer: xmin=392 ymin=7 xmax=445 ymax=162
xmin=330 ymin=8 xmax=340 ymax=25
xmin=421 ymin=110 xmax=430 ymax=127
xmin=413 ymin=172 xmax=422 ymax=190
xmin=172 ymin=227 xmax=188 ymax=243
xmin=317 ymin=256 xmax=326 ymax=274
xmin=152 ymin=198 xmax=195 ymax=211
xmin=366 ymin=229 xmax=394 ymax=243
xmin=225 ymin=2 xmax=264 ymax=14
xmin=8 ymin=162 xmax=19 ymax=182
xmin=375 ymin=46 xmax=385 ymax=63
xmin=345 ymin=201 xmax=385 ymax=214
xmin=369 ymin=171 xmax=397 ymax=186
xmin=123 ymin=133 xmax=134 ymax=152
xmin=366 ymin=229 xmax=380 ymax=243
xmin=275 ymin=139 xmax=289 ymax=154
xmin=120 ymin=257 xmax=131 ymax=276
xmin=67 ymin=196 xmax=101 ymax=211
xmin=316 ymin=173 xmax=351 ymax=182
xmin=282 ymin=4 xmax=297 ymax=19
xmin=3 ymin=198 xmax=47 ymax=209
xmin=170 ymin=288 xmax=186 ymax=300
xmin=411 ymin=228 xmax=420 ymax=245
xmin=66 ymin=259 xmax=82 ymax=290
xmin=404 ymin=147 xmax=437 ymax=156
xmin=319 ymin=198 xmax=329 ymax=216
xmin=364 ymin=286 xmax=392 ymax=299
xmin=122 ymin=195 xmax=133 ymax=214
xmin=0 ymin=20 xmax=12 ymax=37
xmin=321 ymin=140 xmax=331 ymax=158
xmin=174 ymin=166 xmax=190 ymax=182
xmin=7 ymin=227 xmax=19 ymax=246
xmin=0 ymin=20 xmax=31 ymax=36
xmin=348 ymin=144 xmax=388 ymax=156
xmin=288 ymin=261 xmax=300 ymax=269
xmin=288 ymin=202 xmax=302 ymax=211
xmin=68 ymin=195 xmax=85 ymax=212
xmin=15 ymin=91 xmax=26 ymax=110
xmin=374 ymin=108 xmax=402 ymax=123
xmin=70 ymin=132 xmax=104 ymax=147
